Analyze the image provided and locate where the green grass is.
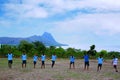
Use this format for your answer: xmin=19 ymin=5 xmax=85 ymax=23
xmin=0 ymin=58 xmax=8 ymax=69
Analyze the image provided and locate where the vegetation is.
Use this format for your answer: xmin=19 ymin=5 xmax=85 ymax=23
xmin=0 ymin=40 xmax=120 ymax=59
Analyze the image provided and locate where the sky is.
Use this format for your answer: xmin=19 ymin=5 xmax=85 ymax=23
xmin=0 ymin=0 xmax=120 ymax=51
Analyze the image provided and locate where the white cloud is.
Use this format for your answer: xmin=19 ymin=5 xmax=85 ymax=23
xmin=4 ymin=4 xmax=48 ymax=19
xmin=39 ymin=0 xmax=120 ymax=14
xmin=51 ymin=13 xmax=120 ymax=35
xmin=0 ymin=20 xmax=12 ymax=27
xmin=2 ymin=0 xmax=120 ymax=36
xmin=3 ymin=0 xmax=120 ymax=19
xmin=23 ymin=7 xmax=48 ymax=18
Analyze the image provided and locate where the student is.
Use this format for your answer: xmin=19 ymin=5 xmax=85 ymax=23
xmin=7 ymin=53 xmax=13 ymax=69
xmin=69 ymin=55 xmax=75 ymax=69
xmin=33 ymin=54 xmax=38 ymax=68
xmin=97 ymin=55 xmax=104 ymax=72
xmin=21 ymin=53 xmax=27 ymax=68
xmin=112 ymin=56 xmax=118 ymax=72
xmin=40 ymin=53 xmax=46 ymax=69
xmin=83 ymin=52 xmax=89 ymax=70
xmin=51 ymin=54 xmax=57 ymax=68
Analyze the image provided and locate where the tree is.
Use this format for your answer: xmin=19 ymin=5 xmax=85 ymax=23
xmin=97 ymin=50 xmax=108 ymax=58
xmin=90 ymin=45 xmax=95 ymax=50
xmin=32 ymin=41 xmax=46 ymax=55
xmin=79 ymin=50 xmax=87 ymax=58
xmin=108 ymin=51 xmax=120 ymax=58
xmin=55 ymin=47 xmax=65 ymax=58
xmin=65 ymin=48 xmax=76 ymax=58
xmin=0 ymin=44 xmax=21 ymax=57
xmin=46 ymin=46 xmax=56 ymax=57
xmin=18 ymin=40 xmax=34 ymax=54
xmin=0 ymin=45 xmax=12 ymax=57
xmin=88 ymin=45 xmax=97 ymax=57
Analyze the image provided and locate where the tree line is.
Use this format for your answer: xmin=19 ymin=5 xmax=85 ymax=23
xmin=0 ymin=40 xmax=120 ymax=59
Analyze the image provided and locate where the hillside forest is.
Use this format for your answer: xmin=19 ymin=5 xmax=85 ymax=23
xmin=0 ymin=40 xmax=120 ymax=59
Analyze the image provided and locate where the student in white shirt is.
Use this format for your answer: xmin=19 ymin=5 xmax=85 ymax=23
xmin=112 ymin=55 xmax=118 ymax=72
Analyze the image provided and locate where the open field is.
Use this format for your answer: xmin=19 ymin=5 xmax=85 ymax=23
xmin=0 ymin=58 xmax=120 ymax=80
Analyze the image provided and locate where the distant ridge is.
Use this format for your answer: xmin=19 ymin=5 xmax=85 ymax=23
xmin=0 ymin=32 xmax=68 ymax=46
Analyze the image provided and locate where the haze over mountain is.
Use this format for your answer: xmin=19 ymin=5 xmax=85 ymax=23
xmin=0 ymin=32 xmax=68 ymax=46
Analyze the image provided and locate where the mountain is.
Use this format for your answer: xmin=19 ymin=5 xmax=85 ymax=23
xmin=0 ymin=32 xmax=68 ymax=46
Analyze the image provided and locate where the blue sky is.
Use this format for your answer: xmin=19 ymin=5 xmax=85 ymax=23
xmin=0 ymin=0 xmax=120 ymax=51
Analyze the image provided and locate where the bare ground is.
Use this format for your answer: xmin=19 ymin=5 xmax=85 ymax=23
xmin=0 ymin=59 xmax=120 ymax=80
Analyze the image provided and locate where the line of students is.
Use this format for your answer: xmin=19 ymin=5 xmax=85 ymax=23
xmin=22 ymin=53 xmax=57 ymax=69
xmin=69 ymin=54 xmax=118 ymax=72
xmin=84 ymin=54 xmax=118 ymax=72
xmin=6 ymin=53 xmax=118 ymax=72
xmin=7 ymin=53 xmax=57 ymax=69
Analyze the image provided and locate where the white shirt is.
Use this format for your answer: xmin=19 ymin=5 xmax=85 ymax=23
xmin=112 ymin=58 xmax=118 ymax=65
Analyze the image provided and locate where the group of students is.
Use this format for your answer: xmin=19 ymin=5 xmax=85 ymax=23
xmin=69 ymin=54 xmax=118 ymax=72
xmin=6 ymin=52 xmax=118 ymax=72
xmin=6 ymin=53 xmax=57 ymax=69
xmin=33 ymin=53 xmax=57 ymax=69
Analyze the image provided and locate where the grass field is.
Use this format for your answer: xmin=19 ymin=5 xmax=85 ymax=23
xmin=0 ymin=58 xmax=120 ymax=80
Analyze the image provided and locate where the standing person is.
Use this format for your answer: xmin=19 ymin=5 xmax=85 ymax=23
xmin=7 ymin=52 xmax=14 ymax=69
xmin=69 ymin=55 xmax=75 ymax=69
xmin=97 ymin=55 xmax=104 ymax=72
xmin=40 ymin=53 xmax=46 ymax=69
xmin=112 ymin=55 xmax=118 ymax=72
xmin=33 ymin=54 xmax=38 ymax=68
xmin=51 ymin=54 xmax=57 ymax=68
xmin=21 ymin=53 xmax=27 ymax=68
xmin=83 ymin=52 xmax=89 ymax=70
